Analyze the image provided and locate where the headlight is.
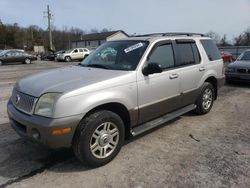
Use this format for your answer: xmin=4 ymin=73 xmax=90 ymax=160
xmin=35 ymin=93 xmax=61 ymax=117
xmin=225 ymin=67 xmax=235 ymax=73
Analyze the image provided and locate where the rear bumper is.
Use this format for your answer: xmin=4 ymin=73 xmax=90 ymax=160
xmin=7 ymin=100 xmax=83 ymax=149
xmin=225 ymin=73 xmax=250 ymax=82
xmin=218 ymin=76 xmax=225 ymax=88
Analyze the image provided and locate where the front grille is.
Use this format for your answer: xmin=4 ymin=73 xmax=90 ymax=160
xmin=11 ymin=90 xmax=37 ymax=114
xmin=237 ymin=69 xmax=248 ymax=74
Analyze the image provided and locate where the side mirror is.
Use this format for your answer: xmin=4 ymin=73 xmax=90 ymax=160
xmin=142 ymin=63 xmax=162 ymax=76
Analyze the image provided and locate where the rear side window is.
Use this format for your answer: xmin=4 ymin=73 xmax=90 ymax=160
xmin=200 ymin=39 xmax=221 ymax=61
xmin=149 ymin=44 xmax=175 ymax=69
xmin=79 ymin=49 xmax=83 ymax=52
xmin=175 ymin=43 xmax=200 ymax=67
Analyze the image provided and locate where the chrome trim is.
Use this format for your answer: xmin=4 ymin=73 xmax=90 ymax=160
xmin=11 ymin=90 xmax=37 ymax=115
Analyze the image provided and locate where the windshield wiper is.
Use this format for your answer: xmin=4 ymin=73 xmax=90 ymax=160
xmin=82 ymin=64 xmax=108 ymax=69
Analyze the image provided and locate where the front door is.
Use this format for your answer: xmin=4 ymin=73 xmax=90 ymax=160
xmin=71 ymin=49 xmax=79 ymax=60
xmin=137 ymin=41 xmax=181 ymax=124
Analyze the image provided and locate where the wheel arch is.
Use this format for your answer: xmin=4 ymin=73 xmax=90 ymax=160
xmin=79 ymin=102 xmax=132 ymax=138
xmin=204 ymin=76 xmax=218 ymax=100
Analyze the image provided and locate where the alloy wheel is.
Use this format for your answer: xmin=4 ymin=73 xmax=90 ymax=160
xmin=90 ymin=122 xmax=119 ymax=159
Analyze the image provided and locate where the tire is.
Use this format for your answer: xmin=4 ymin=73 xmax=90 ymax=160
xmin=194 ymin=82 xmax=215 ymax=115
xmin=24 ymin=58 xmax=31 ymax=64
xmin=64 ymin=56 xmax=71 ymax=62
xmin=0 ymin=60 xmax=2 ymax=65
xmin=73 ymin=110 xmax=125 ymax=167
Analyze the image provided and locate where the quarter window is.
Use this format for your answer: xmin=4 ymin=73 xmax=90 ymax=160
xmin=200 ymin=39 xmax=221 ymax=61
xmin=149 ymin=44 xmax=175 ymax=69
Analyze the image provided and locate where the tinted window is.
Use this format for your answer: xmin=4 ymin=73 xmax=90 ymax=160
xmin=191 ymin=43 xmax=201 ymax=63
xmin=149 ymin=44 xmax=175 ymax=69
xmin=200 ymin=39 xmax=221 ymax=61
xmin=79 ymin=49 xmax=83 ymax=52
xmin=175 ymin=43 xmax=200 ymax=67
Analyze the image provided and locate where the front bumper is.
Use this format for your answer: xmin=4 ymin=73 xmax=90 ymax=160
xmin=57 ymin=56 xmax=65 ymax=61
xmin=225 ymin=73 xmax=250 ymax=82
xmin=7 ymin=100 xmax=83 ymax=149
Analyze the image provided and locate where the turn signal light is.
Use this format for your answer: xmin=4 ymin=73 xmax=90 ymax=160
xmin=52 ymin=128 xmax=72 ymax=135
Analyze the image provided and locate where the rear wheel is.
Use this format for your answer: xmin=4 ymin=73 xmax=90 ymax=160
xmin=24 ymin=58 xmax=31 ymax=64
xmin=64 ymin=56 xmax=71 ymax=62
xmin=194 ymin=82 xmax=215 ymax=115
xmin=73 ymin=110 xmax=125 ymax=167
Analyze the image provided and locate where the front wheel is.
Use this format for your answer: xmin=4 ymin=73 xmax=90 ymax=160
xmin=64 ymin=56 xmax=71 ymax=62
xmin=73 ymin=110 xmax=125 ymax=167
xmin=194 ymin=82 xmax=215 ymax=115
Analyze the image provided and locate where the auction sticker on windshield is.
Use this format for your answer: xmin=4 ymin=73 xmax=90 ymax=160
xmin=124 ymin=42 xmax=144 ymax=53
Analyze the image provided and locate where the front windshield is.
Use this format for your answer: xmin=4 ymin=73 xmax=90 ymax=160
xmin=238 ymin=51 xmax=250 ymax=61
xmin=65 ymin=49 xmax=72 ymax=53
xmin=80 ymin=40 xmax=149 ymax=71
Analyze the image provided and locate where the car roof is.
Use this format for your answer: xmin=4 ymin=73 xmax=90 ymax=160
xmin=2 ymin=49 xmax=24 ymax=53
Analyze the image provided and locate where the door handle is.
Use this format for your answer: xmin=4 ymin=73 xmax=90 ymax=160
xmin=199 ymin=67 xmax=206 ymax=72
xmin=169 ymin=73 xmax=178 ymax=79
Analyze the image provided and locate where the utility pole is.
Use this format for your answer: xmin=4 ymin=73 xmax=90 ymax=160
xmin=44 ymin=5 xmax=53 ymax=50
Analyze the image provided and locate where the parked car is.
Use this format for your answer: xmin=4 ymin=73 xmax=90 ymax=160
xmin=0 ymin=50 xmax=37 ymax=65
xmin=220 ymin=51 xmax=233 ymax=62
xmin=57 ymin=48 xmax=90 ymax=62
xmin=225 ymin=49 xmax=250 ymax=83
xmin=43 ymin=50 xmax=66 ymax=61
xmin=7 ymin=33 xmax=224 ymax=167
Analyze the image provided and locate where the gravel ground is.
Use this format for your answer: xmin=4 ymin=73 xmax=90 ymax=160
xmin=0 ymin=61 xmax=250 ymax=188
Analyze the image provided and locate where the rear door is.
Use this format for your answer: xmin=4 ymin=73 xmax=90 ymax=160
xmin=173 ymin=39 xmax=205 ymax=106
xmin=78 ymin=48 xmax=84 ymax=59
xmin=15 ymin=51 xmax=25 ymax=62
xmin=137 ymin=41 xmax=181 ymax=124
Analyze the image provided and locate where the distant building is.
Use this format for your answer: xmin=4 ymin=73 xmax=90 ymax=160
xmin=71 ymin=30 xmax=129 ymax=49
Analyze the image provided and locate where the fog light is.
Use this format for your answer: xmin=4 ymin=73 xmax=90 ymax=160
xmin=31 ymin=128 xmax=40 ymax=139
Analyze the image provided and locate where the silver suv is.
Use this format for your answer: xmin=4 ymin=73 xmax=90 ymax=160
xmin=7 ymin=33 xmax=225 ymax=167
xmin=57 ymin=48 xmax=90 ymax=62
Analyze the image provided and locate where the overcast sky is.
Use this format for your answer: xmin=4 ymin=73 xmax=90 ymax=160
xmin=0 ymin=0 xmax=250 ymax=40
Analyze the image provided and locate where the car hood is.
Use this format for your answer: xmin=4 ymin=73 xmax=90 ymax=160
xmin=228 ymin=60 xmax=250 ymax=68
xmin=15 ymin=66 xmax=132 ymax=97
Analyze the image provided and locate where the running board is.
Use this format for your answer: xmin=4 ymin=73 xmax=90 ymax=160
xmin=130 ymin=104 xmax=196 ymax=136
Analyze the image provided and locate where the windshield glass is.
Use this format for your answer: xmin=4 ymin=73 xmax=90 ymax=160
xmin=80 ymin=40 xmax=149 ymax=71
xmin=65 ymin=49 xmax=72 ymax=53
xmin=238 ymin=51 xmax=250 ymax=61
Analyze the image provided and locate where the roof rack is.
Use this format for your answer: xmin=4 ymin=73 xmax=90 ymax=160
xmin=135 ymin=32 xmax=205 ymax=37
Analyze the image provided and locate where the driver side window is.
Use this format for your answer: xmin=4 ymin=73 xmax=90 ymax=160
xmin=149 ymin=44 xmax=175 ymax=69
